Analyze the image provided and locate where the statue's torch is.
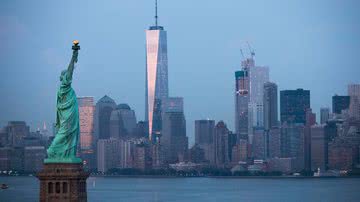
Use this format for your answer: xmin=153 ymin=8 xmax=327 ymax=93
xmin=72 ymin=40 xmax=80 ymax=51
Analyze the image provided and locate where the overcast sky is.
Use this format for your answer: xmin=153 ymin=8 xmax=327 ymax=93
xmin=0 ymin=0 xmax=359 ymax=145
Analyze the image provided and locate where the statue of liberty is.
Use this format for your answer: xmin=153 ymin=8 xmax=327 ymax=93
xmin=45 ymin=41 xmax=82 ymax=163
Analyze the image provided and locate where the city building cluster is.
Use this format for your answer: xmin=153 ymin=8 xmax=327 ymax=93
xmin=1 ymin=5 xmax=360 ymax=177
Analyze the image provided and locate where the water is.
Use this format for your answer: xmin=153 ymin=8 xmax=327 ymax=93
xmin=1 ymin=176 xmax=360 ymax=202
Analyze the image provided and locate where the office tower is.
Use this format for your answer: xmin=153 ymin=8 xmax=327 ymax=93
xmin=320 ymin=108 xmax=330 ymax=124
xmin=0 ymin=127 xmax=8 ymax=147
xmin=95 ymin=95 xmax=116 ymax=140
xmin=332 ymin=95 xmax=350 ymax=114
xmin=110 ymin=104 xmax=137 ymax=139
xmin=348 ymin=84 xmax=360 ymax=119
xmin=0 ymin=147 xmax=10 ymax=170
xmin=268 ymin=127 xmax=281 ymax=158
xmin=151 ymin=141 xmax=163 ymax=169
xmin=78 ymin=97 xmax=96 ymax=170
xmin=161 ymin=97 xmax=188 ymax=163
xmin=348 ymin=84 xmax=360 ymax=97
xmin=5 ymin=121 xmax=30 ymax=147
xmin=324 ymin=120 xmax=338 ymax=142
xmin=280 ymin=89 xmax=310 ymax=125
xmin=194 ymin=119 xmax=215 ymax=164
xmin=263 ymin=82 xmax=278 ymax=130
xmin=263 ymin=82 xmax=278 ymax=158
xmin=249 ymin=66 xmax=269 ymax=127
xmin=97 ymin=139 xmax=121 ymax=173
xmin=117 ymin=104 xmax=137 ymax=136
xmin=214 ymin=121 xmax=231 ymax=167
xmin=328 ymin=141 xmax=357 ymax=170
xmin=200 ymin=144 xmax=216 ymax=165
xmin=235 ymin=70 xmax=250 ymax=140
xmin=227 ymin=132 xmax=237 ymax=162
xmin=23 ymin=136 xmax=41 ymax=147
xmin=133 ymin=121 xmax=149 ymax=138
xmin=133 ymin=142 xmax=152 ymax=171
xmin=109 ymin=109 xmax=121 ymax=139
xmin=280 ymin=124 xmax=305 ymax=170
xmin=24 ymin=146 xmax=46 ymax=172
xmin=189 ymin=145 xmax=206 ymax=163
xmin=306 ymin=108 xmax=316 ymax=126
xmin=145 ymin=1 xmax=169 ymax=141
xmin=310 ymin=125 xmax=326 ymax=171
xmin=195 ymin=119 xmax=215 ymax=145
xmin=252 ymin=128 xmax=265 ymax=159
xmin=119 ymin=139 xmax=135 ymax=169
xmin=0 ymin=147 xmax=24 ymax=171
xmin=304 ymin=122 xmax=312 ymax=172
xmin=77 ymin=97 xmax=95 ymax=151
xmin=41 ymin=122 xmax=49 ymax=137
xmin=231 ymin=139 xmax=248 ymax=163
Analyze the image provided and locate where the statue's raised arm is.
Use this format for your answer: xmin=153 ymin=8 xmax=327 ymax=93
xmin=67 ymin=40 xmax=80 ymax=81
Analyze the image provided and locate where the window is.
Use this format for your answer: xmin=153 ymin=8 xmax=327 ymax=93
xmin=56 ymin=182 xmax=60 ymax=193
xmin=63 ymin=182 xmax=68 ymax=193
xmin=48 ymin=182 xmax=53 ymax=194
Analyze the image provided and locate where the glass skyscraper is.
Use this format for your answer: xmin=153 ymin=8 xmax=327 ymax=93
xmin=145 ymin=8 xmax=169 ymax=140
xmin=280 ymin=89 xmax=310 ymax=125
xmin=77 ymin=97 xmax=95 ymax=151
xmin=235 ymin=70 xmax=250 ymax=140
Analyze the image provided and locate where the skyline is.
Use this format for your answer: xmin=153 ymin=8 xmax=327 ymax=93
xmin=1 ymin=0 xmax=360 ymax=146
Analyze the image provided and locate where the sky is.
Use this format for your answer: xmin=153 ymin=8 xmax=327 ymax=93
xmin=0 ymin=0 xmax=359 ymax=145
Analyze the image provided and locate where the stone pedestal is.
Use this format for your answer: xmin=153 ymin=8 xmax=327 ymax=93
xmin=37 ymin=163 xmax=89 ymax=202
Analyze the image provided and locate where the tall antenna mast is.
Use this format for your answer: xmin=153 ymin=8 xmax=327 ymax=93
xmin=155 ymin=0 xmax=158 ymax=27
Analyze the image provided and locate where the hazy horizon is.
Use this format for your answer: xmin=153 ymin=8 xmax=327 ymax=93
xmin=1 ymin=0 xmax=359 ymax=145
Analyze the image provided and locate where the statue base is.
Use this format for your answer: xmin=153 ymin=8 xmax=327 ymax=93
xmin=37 ymin=163 xmax=89 ymax=202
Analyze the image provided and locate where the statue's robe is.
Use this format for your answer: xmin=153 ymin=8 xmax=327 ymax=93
xmin=46 ymin=70 xmax=80 ymax=163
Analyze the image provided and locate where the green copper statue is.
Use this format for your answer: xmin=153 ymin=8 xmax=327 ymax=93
xmin=44 ymin=41 xmax=82 ymax=163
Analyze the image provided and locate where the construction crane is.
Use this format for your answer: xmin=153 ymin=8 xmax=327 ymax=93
xmin=240 ymin=48 xmax=245 ymax=60
xmin=246 ymin=41 xmax=255 ymax=59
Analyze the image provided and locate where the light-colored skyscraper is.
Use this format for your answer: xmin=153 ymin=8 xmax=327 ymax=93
xmin=249 ymin=65 xmax=269 ymax=128
xmin=78 ymin=97 xmax=95 ymax=151
xmin=236 ymin=55 xmax=269 ymax=144
xmin=310 ymin=125 xmax=326 ymax=171
xmin=145 ymin=2 xmax=169 ymax=140
xmin=320 ymin=107 xmax=330 ymax=124
xmin=348 ymin=84 xmax=360 ymax=119
xmin=97 ymin=139 xmax=121 ymax=173
xmin=78 ymin=97 xmax=96 ymax=169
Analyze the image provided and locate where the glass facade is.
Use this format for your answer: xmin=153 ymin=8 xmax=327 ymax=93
xmin=235 ymin=70 xmax=250 ymax=140
xmin=280 ymin=89 xmax=310 ymax=125
xmin=77 ymin=97 xmax=95 ymax=151
xmin=249 ymin=65 xmax=269 ymax=127
xmin=95 ymin=95 xmax=116 ymax=140
xmin=145 ymin=26 xmax=169 ymax=140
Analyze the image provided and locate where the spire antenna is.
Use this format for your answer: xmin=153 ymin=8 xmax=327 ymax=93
xmin=155 ymin=0 xmax=158 ymax=27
